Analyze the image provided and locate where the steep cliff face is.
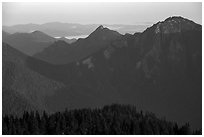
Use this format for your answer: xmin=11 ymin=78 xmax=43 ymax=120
xmin=155 ymin=16 xmax=201 ymax=34
xmin=66 ymin=16 xmax=202 ymax=128
xmin=124 ymin=17 xmax=202 ymax=129
xmin=136 ymin=16 xmax=202 ymax=83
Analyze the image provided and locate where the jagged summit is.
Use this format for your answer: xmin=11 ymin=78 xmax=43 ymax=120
xmin=94 ymin=25 xmax=109 ymax=33
xmin=154 ymin=16 xmax=201 ymax=34
xmin=97 ymin=25 xmax=104 ymax=30
xmin=89 ymin=25 xmax=121 ymax=40
xmin=164 ymin=16 xmax=187 ymax=22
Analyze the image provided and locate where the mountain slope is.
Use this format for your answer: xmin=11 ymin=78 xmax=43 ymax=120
xmin=34 ymin=25 xmax=123 ymax=64
xmin=2 ymin=31 xmax=10 ymax=39
xmin=2 ymin=42 xmax=65 ymax=115
xmin=79 ymin=16 xmax=202 ymax=129
xmin=3 ymin=16 xmax=202 ymax=130
xmin=2 ymin=31 xmax=56 ymax=55
xmin=88 ymin=16 xmax=202 ymax=129
xmin=32 ymin=16 xmax=201 ymax=129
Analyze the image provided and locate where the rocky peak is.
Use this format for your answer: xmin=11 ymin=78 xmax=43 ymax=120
xmin=93 ymin=25 xmax=109 ymax=33
xmin=89 ymin=25 xmax=121 ymax=41
xmin=98 ymin=25 xmax=104 ymax=30
xmin=154 ymin=16 xmax=201 ymax=34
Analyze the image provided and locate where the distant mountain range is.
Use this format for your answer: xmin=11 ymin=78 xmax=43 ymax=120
xmin=2 ymin=31 xmax=78 ymax=55
xmin=2 ymin=31 xmax=56 ymax=55
xmin=34 ymin=25 xmax=123 ymax=64
xmin=56 ymin=37 xmax=77 ymax=44
xmin=3 ymin=22 xmax=150 ymax=37
xmin=2 ymin=16 xmax=202 ymax=129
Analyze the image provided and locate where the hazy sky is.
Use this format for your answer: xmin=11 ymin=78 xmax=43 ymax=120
xmin=2 ymin=2 xmax=202 ymax=26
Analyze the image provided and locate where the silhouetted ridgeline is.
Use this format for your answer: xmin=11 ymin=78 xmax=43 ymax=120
xmin=2 ymin=104 xmax=201 ymax=135
xmin=2 ymin=16 xmax=202 ymax=132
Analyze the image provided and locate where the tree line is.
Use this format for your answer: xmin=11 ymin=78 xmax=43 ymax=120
xmin=2 ymin=104 xmax=202 ymax=135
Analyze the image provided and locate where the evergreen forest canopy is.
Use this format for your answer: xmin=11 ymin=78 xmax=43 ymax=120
xmin=2 ymin=104 xmax=202 ymax=135
xmin=2 ymin=16 xmax=202 ymax=135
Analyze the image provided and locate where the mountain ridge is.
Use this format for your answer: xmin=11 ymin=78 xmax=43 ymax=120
xmin=3 ymin=22 xmax=150 ymax=37
xmin=33 ymin=25 xmax=123 ymax=64
xmin=2 ymin=16 xmax=202 ymax=129
xmin=2 ymin=30 xmax=56 ymax=55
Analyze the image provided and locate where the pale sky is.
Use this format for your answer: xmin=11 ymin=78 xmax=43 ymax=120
xmin=2 ymin=2 xmax=202 ymax=26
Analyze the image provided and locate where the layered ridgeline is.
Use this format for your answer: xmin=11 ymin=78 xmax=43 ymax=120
xmin=56 ymin=37 xmax=77 ymax=44
xmin=2 ymin=43 xmax=65 ymax=115
xmin=2 ymin=30 xmax=79 ymax=55
xmin=2 ymin=31 xmax=56 ymax=55
xmin=32 ymin=16 xmax=202 ymax=129
xmin=2 ymin=16 xmax=202 ymax=130
xmin=34 ymin=25 xmax=122 ymax=64
xmin=2 ymin=22 xmax=149 ymax=37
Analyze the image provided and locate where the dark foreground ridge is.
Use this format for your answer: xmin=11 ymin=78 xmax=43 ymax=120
xmin=2 ymin=104 xmax=201 ymax=135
